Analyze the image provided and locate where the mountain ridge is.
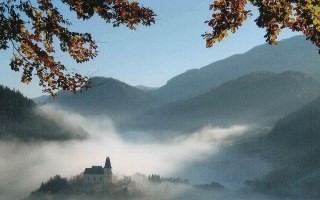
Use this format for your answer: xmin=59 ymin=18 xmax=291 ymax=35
xmin=153 ymin=36 xmax=320 ymax=102
xmin=44 ymin=77 xmax=163 ymax=123
xmin=124 ymin=70 xmax=320 ymax=133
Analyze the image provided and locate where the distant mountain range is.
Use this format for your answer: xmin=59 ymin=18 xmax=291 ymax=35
xmin=0 ymin=85 xmax=87 ymax=141
xmin=35 ymin=36 xmax=320 ymax=134
xmin=153 ymin=36 xmax=320 ymax=102
xmin=135 ymin=85 xmax=158 ymax=92
xmin=44 ymin=77 xmax=162 ymax=123
xmin=123 ymin=71 xmax=320 ymax=133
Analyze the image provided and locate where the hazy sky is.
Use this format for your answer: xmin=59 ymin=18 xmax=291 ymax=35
xmin=0 ymin=0 xmax=298 ymax=98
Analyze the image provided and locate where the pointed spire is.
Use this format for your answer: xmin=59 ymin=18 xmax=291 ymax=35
xmin=104 ymin=157 xmax=112 ymax=169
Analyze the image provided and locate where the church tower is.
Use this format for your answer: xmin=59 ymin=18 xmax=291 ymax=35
xmin=103 ymin=157 xmax=112 ymax=184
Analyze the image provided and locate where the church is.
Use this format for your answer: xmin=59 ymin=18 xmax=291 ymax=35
xmin=83 ymin=156 xmax=113 ymax=184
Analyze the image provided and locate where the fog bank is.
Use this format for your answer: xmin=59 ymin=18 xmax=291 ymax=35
xmin=0 ymin=105 xmax=252 ymax=199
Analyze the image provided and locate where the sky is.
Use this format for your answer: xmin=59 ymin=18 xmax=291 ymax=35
xmin=0 ymin=0 xmax=298 ymax=98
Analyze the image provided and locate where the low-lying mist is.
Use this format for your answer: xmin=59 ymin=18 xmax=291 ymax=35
xmin=0 ymin=105 xmax=268 ymax=199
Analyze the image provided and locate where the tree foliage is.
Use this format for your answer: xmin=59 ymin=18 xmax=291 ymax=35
xmin=0 ymin=84 xmax=33 ymax=120
xmin=0 ymin=0 xmax=155 ymax=95
xmin=204 ymin=0 xmax=320 ymax=49
xmin=37 ymin=175 xmax=70 ymax=194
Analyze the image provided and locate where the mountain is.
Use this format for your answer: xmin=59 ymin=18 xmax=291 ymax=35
xmin=45 ymin=77 xmax=162 ymax=122
xmin=153 ymin=36 xmax=320 ymax=102
xmin=0 ymin=85 xmax=86 ymax=141
xmin=124 ymin=71 xmax=320 ymax=133
xmin=33 ymin=94 xmax=49 ymax=104
xmin=135 ymin=85 xmax=158 ymax=92
xmin=245 ymin=96 xmax=320 ymax=198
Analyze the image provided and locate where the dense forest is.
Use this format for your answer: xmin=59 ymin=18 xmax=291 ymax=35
xmin=0 ymin=85 xmax=86 ymax=141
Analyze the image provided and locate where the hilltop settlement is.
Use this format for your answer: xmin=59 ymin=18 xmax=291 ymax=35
xmin=25 ymin=156 xmax=224 ymax=200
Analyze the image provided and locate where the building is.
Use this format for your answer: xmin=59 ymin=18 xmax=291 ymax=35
xmin=83 ymin=157 xmax=113 ymax=184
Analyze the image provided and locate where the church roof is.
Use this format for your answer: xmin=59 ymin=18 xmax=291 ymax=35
xmin=84 ymin=166 xmax=104 ymax=174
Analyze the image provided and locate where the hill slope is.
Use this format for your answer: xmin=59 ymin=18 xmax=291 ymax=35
xmin=125 ymin=71 xmax=320 ymax=133
xmin=245 ymin=96 xmax=320 ymax=198
xmin=0 ymin=85 xmax=86 ymax=141
xmin=154 ymin=36 xmax=320 ymax=102
xmin=45 ymin=77 xmax=162 ymax=122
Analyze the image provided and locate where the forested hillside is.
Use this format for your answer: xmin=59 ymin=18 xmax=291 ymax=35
xmin=246 ymin=96 xmax=320 ymax=198
xmin=124 ymin=71 xmax=320 ymax=133
xmin=45 ymin=77 xmax=162 ymax=123
xmin=0 ymin=85 xmax=86 ymax=141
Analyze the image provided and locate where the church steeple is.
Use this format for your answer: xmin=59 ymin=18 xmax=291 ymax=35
xmin=104 ymin=157 xmax=112 ymax=169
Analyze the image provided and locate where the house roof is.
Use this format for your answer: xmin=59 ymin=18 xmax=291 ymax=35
xmin=84 ymin=166 xmax=104 ymax=174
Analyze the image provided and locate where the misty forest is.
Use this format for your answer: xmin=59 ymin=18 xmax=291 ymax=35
xmin=1 ymin=1 xmax=320 ymax=200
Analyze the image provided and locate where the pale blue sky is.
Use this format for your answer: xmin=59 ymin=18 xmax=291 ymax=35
xmin=0 ymin=0 xmax=298 ymax=98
